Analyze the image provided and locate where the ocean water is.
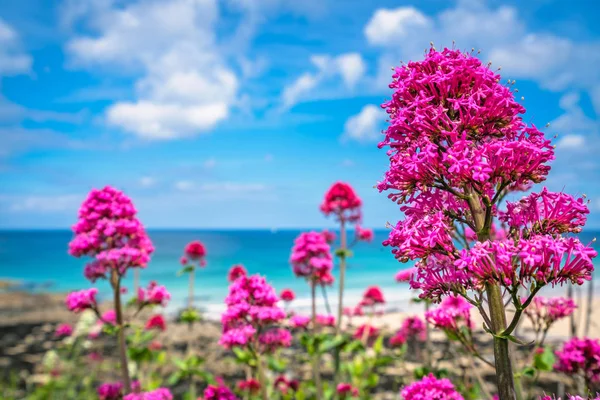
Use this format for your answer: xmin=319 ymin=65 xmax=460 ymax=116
xmin=1 ymin=229 xmax=598 ymax=318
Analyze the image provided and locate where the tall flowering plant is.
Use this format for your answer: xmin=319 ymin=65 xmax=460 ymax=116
xmin=290 ymin=231 xmax=334 ymax=397
xmin=68 ymin=186 xmax=162 ymax=394
xmin=220 ymin=274 xmax=290 ymax=400
xmin=378 ymin=47 xmax=597 ymax=399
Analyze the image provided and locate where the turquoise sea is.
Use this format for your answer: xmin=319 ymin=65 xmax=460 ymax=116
xmin=1 ymin=229 xmax=599 ymax=318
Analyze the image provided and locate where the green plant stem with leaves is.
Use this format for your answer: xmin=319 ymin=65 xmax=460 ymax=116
xmin=311 ymin=282 xmax=323 ymax=399
xmin=110 ymin=268 xmax=131 ymax=394
xmin=334 ymin=218 xmax=348 ymax=395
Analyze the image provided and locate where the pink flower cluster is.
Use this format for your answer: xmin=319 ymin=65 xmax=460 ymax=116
xmin=219 ymin=274 xmax=289 ymax=352
xmin=204 ymin=383 xmax=238 ymax=400
xmin=280 ymin=288 xmax=295 ymax=302
xmin=391 ymin=316 xmax=427 ymax=347
xmin=145 ymin=314 xmax=167 ymax=331
xmin=69 ymin=186 xmax=154 ymax=280
xmin=137 ymin=282 xmax=171 ymax=307
xmin=395 ymin=267 xmax=417 ymax=283
xmin=320 ymin=182 xmax=362 ymax=223
xmin=502 ymin=188 xmax=589 ymax=235
xmin=555 ymin=337 xmax=600 ymax=383
xmin=321 ymin=229 xmax=337 ymax=244
xmin=237 ymin=378 xmax=260 ymax=394
xmin=290 ymin=314 xmax=311 ymax=329
xmin=123 ymin=388 xmax=173 ymax=400
xmin=66 ymin=288 xmax=98 ymax=312
xmin=400 ymin=374 xmax=464 ymax=400
xmin=274 ymin=376 xmax=299 ymax=394
xmin=354 ymin=324 xmax=379 ymax=340
xmin=524 ymin=296 xmax=576 ymax=329
xmin=290 ymin=231 xmax=334 ymax=284
xmin=361 ymin=286 xmax=386 ymax=306
xmin=228 ymin=264 xmax=247 ymax=282
xmin=540 ymin=395 xmax=600 ymax=400
xmin=425 ymin=295 xmax=472 ymax=332
xmin=183 ymin=240 xmax=207 ymax=267
xmin=54 ymin=323 xmax=73 ymax=338
xmin=97 ymin=382 xmax=123 ymax=400
xmin=378 ymin=48 xmax=554 ymax=201
xmin=355 ymin=226 xmax=374 ymax=242
xmin=259 ymin=328 xmax=293 ymax=352
xmin=337 ymin=383 xmax=359 ymax=398
xmin=316 ymin=314 xmax=335 ymax=327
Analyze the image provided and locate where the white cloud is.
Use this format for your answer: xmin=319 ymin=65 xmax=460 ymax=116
xmin=7 ymin=194 xmax=82 ymax=213
xmin=363 ymin=1 xmax=600 ymax=113
xmin=364 ymin=7 xmax=431 ymax=45
xmin=342 ymin=105 xmax=385 ymax=142
xmin=174 ymin=180 xmax=194 ymax=191
xmin=139 ymin=176 xmax=156 ymax=187
xmin=280 ymin=52 xmax=367 ymax=109
xmin=282 ymin=73 xmax=320 ymax=109
xmin=65 ymin=0 xmax=238 ymax=139
xmin=0 ymin=18 xmax=32 ymax=76
xmin=557 ymin=135 xmax=585 ymax=149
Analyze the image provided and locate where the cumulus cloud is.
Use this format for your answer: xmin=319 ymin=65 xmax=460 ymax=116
xmin=342 ymin=105 xmax=385 ymax=142
xmin=280 ymin=52 xmax=366 ymax=109
xmin=65 ymin=0 xmax=238 ymax=140
xmin=0 ymin=19 xmax=32 ymax=76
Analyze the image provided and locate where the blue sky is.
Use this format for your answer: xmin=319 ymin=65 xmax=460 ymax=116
xmin=0 ymin=0 xmax=599 ymax=229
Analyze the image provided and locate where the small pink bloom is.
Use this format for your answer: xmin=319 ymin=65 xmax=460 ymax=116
xmin=337 ymin=383 xmax=359 ymax=398
xmin=228 ymin=264 xmax=247 ymax=282
xmin=123 ymin=388 xmax=173 ymax=400
xmin=290 ymin=315 xmax=311 ymax=329
xmin=97 ymin=382 xmax=123 ymax=400
xmin=66 ymin=288 xmax=98 ymax=312
xmin=320 ymin=182 xmax=362 ymax=223
xmin=355 ymin=225 xmax=374 ymax=242
xmin=321 ymin=229 xmax=337 ymax=244
xmin=280 ymin=289 xmax=295 ymax=302
xmin=395 ymin=267 xmax=417 ymax=283
xmin=54 ymin=323 xmax=73 ymax=338
xmin=316 ymin=314 xmax=335 ymax=327
xmin=145 ymin=314 xmax=167 ymax=331
xmin=203 ymin=384 xmax=237 ymax=400
xmin=237 ymin=378 xmax=260 ymax=394
xmin=400 ymin=373 xmax=464 ymax=400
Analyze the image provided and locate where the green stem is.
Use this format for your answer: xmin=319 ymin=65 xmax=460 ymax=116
xmin=312 ymin=283 xmax=323 ymax=399
xmin=256 ymin=354 xmax=269 ymax=400
xmin=111 ymin=269 xmax=131 ymax=393
xmin=424 ymin=300 xmax=431 ymax=368
xmin=334 ymin=218 xmax=347 ymax=395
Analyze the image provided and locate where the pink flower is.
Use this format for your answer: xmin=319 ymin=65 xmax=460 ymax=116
xmin=290 ymin=232 xmax=333 ymax=282
xmin=54 ymin=323 xmax=73 ymax=338
xmin=280 ymin=288 xmax=295 ymax=302
xmin=389 ymin=331 xmax=407 ymax=347
xmin=220 ymin=274 xmax=288 ymax=352
xmin=123 ymin=388 xmax=173 ymax=400
xmin=395 ymin=267 xmax=417 ymax=283
xmin=320 ymin=182 xmax=362 ymax=223
xmin=66 ymin=288 xmax=98 ymax=312
xmin=145 ymin=314 xmax=167 ymax=331
xmin=425 ymin=295 xmax=473 ymax=333
xmin=99 ymin=309 xmax=116 ymax=326
xmin=290 ymin=315 xmax=311 ymax=328
xmin=69 ymin=186 xmax=154 ymax=280
xmin=259 ymin=328 xmax=293 ymax=352
xmin=203 ymin=384 xmax=238 ymax=400
xmin=316 ymin=314 xmax=335 ymax=327
xmin=524 ymin=296 xmax=576 ymax=329
xmin=502 ymin=188 xmax=589 ymax=235
xmin=361 ymin=286 xmax=386 ymax=305
xmin=315 ymin=269 xmax=335 ymax=286
xmin=184 ymin=240 xmax=207 ymax=267
xmin=555 ymin=337 xmax=600 ymax=383
xmin=397 ymin=316 xmax=426 ymax=342
xmin=97 ymin=382 xmax=123 ymax=400
xmin=337 ymin=383 xmax=359 ymax=398
xmin=274 ymin=376 xmax=299 ymax=394
xmin=138 ymin=281 xmax=171 ymax=306
xmin=321 ymin=229 xmax=337 ymax=244
xmin=237 ymin=379 xmax=260 ymax=394
xmin=179 ymin=256 xmax=188 ymax=266
xmin=355 ymin=226 xmax=374 ymax=242
xmin=148 ymin=341 xmax=162 ymax=351
xmin=228 ymin=264 xmax=247 ymax=282
xmin=400 ymin=374 xmax=464 ymax=400
xmin=354 ymin=324 xmax=379 ymax=340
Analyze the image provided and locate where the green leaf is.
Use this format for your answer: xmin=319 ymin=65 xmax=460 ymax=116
xmin=521 ymin=366 xmax=536 ymax=378
xmin=334 ymin=249 xmax=353 ymax=258
xmin=232 ymin=347 xmax=253 ymax=363
xmin=177 ymin=265 xmax=195 ymax=276
xmin=343 ymin=340 xmax=365 ymax=354
xmin=505 ymin=334 xmax=534 ymax=346
xmin=374 ymin=355 xmax=395 ymax=367
xmin=173 ymin=357 xmax=187 ymax=371
xmin=533 ymin=346 xmax=555 ymax=372
xmin=318 ymin=334 xmax=347 ymax=354
xmin=373 ymin=335 xmax=384 ymax=354
xmin=414 ymin=366 xmax=431 ymax=379
xmin=268 ymin=356 xmax=288 ymax=373
xmin=167 ymin=372 xmax=183 ymax=386
xmin=366 ymin=372 xmax=379 ymax=388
